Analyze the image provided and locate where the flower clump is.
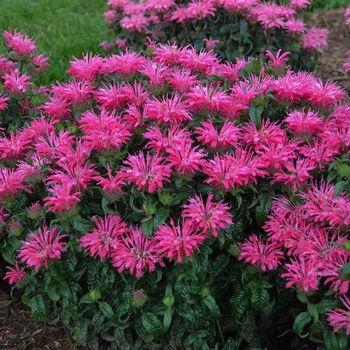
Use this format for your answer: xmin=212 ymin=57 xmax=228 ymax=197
xmin=0 ymin=30 xmax=349 ymax=344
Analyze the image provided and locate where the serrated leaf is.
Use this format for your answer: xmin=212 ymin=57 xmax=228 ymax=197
xmin=202 ymin=294 xmax=220 ymax=317
xmin=249 ymin=102 xmax=263 ymax=129
xmin=46 ymin=286 xmax=60 ymax=301
xmin=79 ymin=294 xmax=94 ymax=304
xmin=31 ymin=295 xmax=47 ymax=320
xmin=334 ymin=181 xmax=348 ymax=196
xmin=183 ymin=330 xmax=209 ymax=346
xmin=222 ymin=337 xmax=235 ymax=350
xmin=91 ymin=311 xmax=105 ymax=332
xmin=163 ymin=307 xmax=173 ymax=332
xmin=99 ymin=301 xmax=115 ymax=321
xmin=251 ymin=286 xmax=269 ymax=312
xmin=338 ymin=334 xmax=348 ymax=350
xmin=65 ymin=250 xmax=78 ymax=273
xmin=213 ymin=254 xmax=229 ymax=278
xmin=102 ymin=197 xmax=117 ymax=214
xmin=70 ymin=214 xmax=94 ymax=232
xmin=307 ymin=304 xmax=319 ymax=325
xmin=142 ymin=312 xmax=164 ymax=337
xmin=293 ymin=311 xmax=311 ymax=337
xmin=229 ymin=290 xmax=250 ymax=319
xmin=154 ymin=208 xmax=170 ymax=229
xmin=315 ymin=299 xmax=339 ymax=314
xmin=324 ymin=331 xmax=339 ymax=350
xmin=255 ymin=189 xmax=274 ymax=226
xmin=73 ymin=318 xmax=89 ymax=346
xmin=335 ymin=163 xmax=350 ymax=178
xmin=142 ymin=218 xmax=154 ymax=238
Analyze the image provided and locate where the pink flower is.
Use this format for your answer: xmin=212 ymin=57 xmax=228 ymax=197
xmin=80 ymin=214 xmax=129 ymax=262
xmin=182 ymin=193 xmax=232 ymax=236
xmin=179 ymin=48 xmax=220 ymax=75
xmin=167 ymin=68 xmax=199 ymax=94
xmin=120 ymin=14 xmax=149 ymax=33
xmin=166 ymin=142 xmax=207 ymax=176
xmin=44 ymin=181 xmax=81 ymax=213
xmin=265 ymin=49 xmax=290 ymax=68
xmin=301 ymin=27 xmax=328 ymax=51
xmin=186 ymin=0 xmax=216 ymax=20
xmin=0 ymin=94 xmax=9 ymax=110
xmin=195 ymin=119 xmax=241 ymax=150
xmin=281 ymin=257 xmax=323 ymax=293
xmin=78 ymin=109 xmax=131 ymax=152
xmin=0 ymin=168 xmax=31 ymax=203
xmin=120 ymin=152 xmax=172 ymax=193
xmin=3 ymin=262 xmax=26 ymax=285
xmin=308 ymin=80 xmax=346 ymax=108
xmin=103 ymin=50 xmax=146 ymax=76
xmin=285 ymin=19 xmax=306 ymax=35
xmin=284 ymin=109 xmax=324 ymax=135
xmin=3 ymin=70 xmax=32 ymax=96
xmin=30 ymin=54 xmax=50 ymax=74
xmin=94 ymin=166 xmax=125 ymax=200
xmin=145 ymin=0 xmax=175 ymax=12
xmin=112 ymin=226 xmax=164 ymax=278
xmin=18 ymin=225 xmax=67 ymax=271
xmin=327 ymin=294 xmax=350 ymax=335
xmin=139 ymin=61 xmax=170 ymax=87
xmin=3 ymin=30 xmax=37 ymax=57
xmin=51 ymin=80 xmax=94 ymax=106
xmin=203 ymin=149 xmax=267 ymax=190
xmin=143 ymin=93 xmax=192 ymax=124
xmin=67 ymin=53 xmax=104 ymax=82
xmin=289 ymin=0 xmax=311 ymax=10
xmin=154 ymin=219 xmax=207 ymax=262
xmin=238 ymin=234 xmax=285 ymax=271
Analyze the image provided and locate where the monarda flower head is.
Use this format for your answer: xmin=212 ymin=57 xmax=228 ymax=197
xmin=18 ymin=225 xmax=67 ymax=271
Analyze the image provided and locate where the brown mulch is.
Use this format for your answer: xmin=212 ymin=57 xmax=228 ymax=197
xmin=1 ymin=7 xmax=350 ymax=350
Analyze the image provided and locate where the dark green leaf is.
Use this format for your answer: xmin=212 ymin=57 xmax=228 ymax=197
xmin=142 ymin=218 xmax=154 ymax=238
xmin=229 ymin=290 xmax=250 ymax=319
xmin=101 ymin=330 xmax=116 ymax=342
xmin=338 ymin=334 xmax=348 ymax=350
xmin=142 ymin=312 xmax=164 ymax=337
xmin=324 ymin=331 xmax=339 ymax=350
xmin=222 ymin=338 xmax=235 ymax=350
xmin=334 ymin=181 xmax=348 ymax=196
xmin=46 ymin=286 xmax=60 ymax=301
xmin=70 ymin=214 xmax=94 ymax=232
xmin=251 ymin=286 xmax=269 ymax=312
xmin=31 ymin=295 xmax=47 ymax=320
xmin=293 ymin=311 xmax=311 ymax=337
xmin=99 ymin=301 xmax=115 ymax=321
xmin=79 ymin=294 xmax=94 ymax=304
xmin=73 ymin=318 xmax=89 ymax=346
xmin=213 ymin=254 xmax=229 ymax=278
xmin=91 ymin=311 xmax=105 ymax=332
xmin=154 ymin=208 xmax=170 ymax=229
xmin=255 ymin=189 xmax=274 ymax=226
xmin=183 ymin=330 xmax=209 ymax=346
xmin=340 ymin=262 xmax=350 ymax=281
xmin=307 ymin=304 xmax=319 ymax=325
xmin=163 ymin=307 xmax=173 ymax=332
xmin=202 ymin=294 xmax=220 ymax=317
xmin=102 ymin=197 xmax=117 ymax=214
xmin=65 ymin=250 xmax=78 ymax=273
xmin=315 ymin=299 xmax=339 ymax=314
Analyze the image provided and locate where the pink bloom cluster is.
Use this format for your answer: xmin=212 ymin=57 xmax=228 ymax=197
xmin=103 ymin=0 xmax=327 ymax=53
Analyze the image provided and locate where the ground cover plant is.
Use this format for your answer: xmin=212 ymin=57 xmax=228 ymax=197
xmin=0 ymin=0 xmax=107 ymax=84
xmin=102 ymin=0 xmax=330 ymax=73
xmin=0 ymin=29 xmax=350 ymax=350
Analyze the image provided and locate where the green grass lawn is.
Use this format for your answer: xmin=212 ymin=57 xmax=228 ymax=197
xmin=0 ymin=0 xmax=108 ymax=83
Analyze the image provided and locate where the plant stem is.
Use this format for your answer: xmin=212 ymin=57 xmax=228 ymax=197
xmin=216 ymin=319 xmax=224 ymax=344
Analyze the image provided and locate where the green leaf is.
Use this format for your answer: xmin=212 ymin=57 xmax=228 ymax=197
xmin=73 ymin=318 xmax=89 ymax=346
xmin=99 ymin=301 xmax=115 ymax=322
xmin=183 ymin=330 xmax=209 ymax=346
xmin=255 ymin=189 xmax=274 ymax=226
xmin=70 ymin=214 xmax=94 ymax=232
xmin=142 ymin=312 xmax=164 ymax=337
xmin=249 ymin=102 xmax=263 ymax=129
xmin=79 ymin=294 xmax=94 ymax=304
xmin=334 ymin=181 xmax=348 ymax=196
xmin=335 ymin=163 xmax=350 ymax=178
xmin=163 ymin=307 xmax=173 ymax=332
xmin=293 ymin=311 xmax=311 ymax=337
xmin=102 ymin=197 xmax=117 ymax=214
xmin=315 ymin=299 xmax=339 ymax=314
xmin=101 ymin=330 xmax=116 ymax=342
xmin=202 ymin=294 xmax=220 ymax=317
xmin=222 ymin=338 xmax=235 ymax=350
xmin=338 ymin=334 xmax=348 ymax=350
xmin=324 ymin=331 xmax=339 ymax=350
xmin=46 ymin=286 xmax=60 ymax=301
xmin=307 ymin=303 xmax=319 ymax=325
xmin=213 ymin=254 xmax=229 ymax=278
xmin=142 ymin=218 xmax=154 ymax=238
xmin=154 ymin=207 xmax=170 ymax=229
xmin=229 ymin=290 xmax=250 ymax=319
xmin=31 ymin=295 xmax=47 ymax=320
xmin=91 ymin=311 xmax=105 ymax=332
xmin=340 ymin=262 xmax=350 ymax=281
xmin=65 ymin=250 xmax=78 ymax=273
xmin=251 ymin=286 xmax=269 ymax=312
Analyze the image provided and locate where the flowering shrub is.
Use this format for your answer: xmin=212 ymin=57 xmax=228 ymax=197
xmin=102 ymin=0 xmax=329 ymax=72
xmin=1 ymin=30 xmax=350 ymax=350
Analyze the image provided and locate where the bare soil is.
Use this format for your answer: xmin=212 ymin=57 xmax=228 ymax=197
xmin=0 ymin=7 xmax=350 ymax=350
